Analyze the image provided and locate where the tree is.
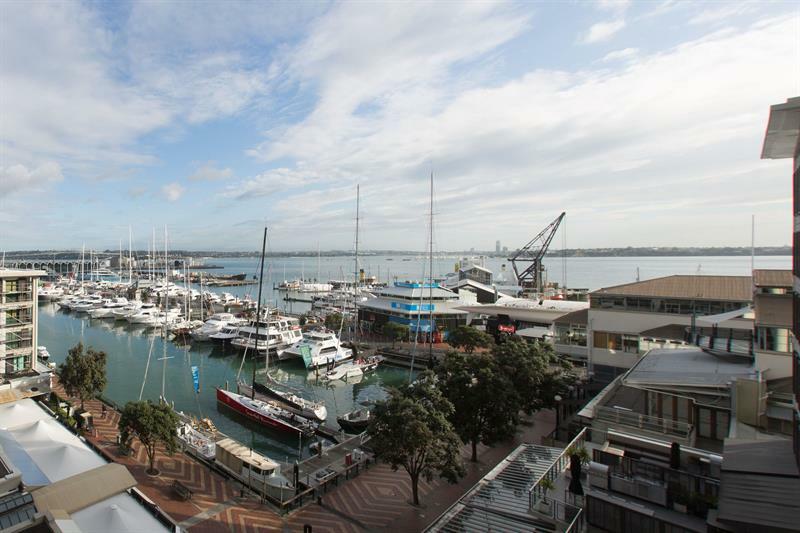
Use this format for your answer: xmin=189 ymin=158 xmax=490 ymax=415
xmin=324 ymin=312 xmax=346 ymax=332
xmin=382 ymin=321 xmax=407 ymax=348
xmin=58 ymin=342 xmax=107 ymax=410
xmin=118 ymin=400 xmax=180 ymax=475
xmin=491 ymin=338 xmax=576 ymax=415
xmin=446 ymin=325 xmax=493 ymax=354
xmin=436 ymin=351 xmax=517 ymax=462
xmin=368 ymin=371 xmax=464 ymax=505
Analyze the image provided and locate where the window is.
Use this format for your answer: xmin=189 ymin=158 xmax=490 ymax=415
xmin=622 ymin=334 xmax=639 ymax=354
xmin=594 ymin=332 xmax=608 ymax=349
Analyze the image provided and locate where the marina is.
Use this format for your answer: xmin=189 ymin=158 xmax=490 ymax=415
xmin=35 ymin=254 xmax=789 ymax=464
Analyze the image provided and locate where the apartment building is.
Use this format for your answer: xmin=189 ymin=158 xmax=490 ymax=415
xmin=761 ymin=95 xmax=800 ymax=468
xmin=0 ymin=270 xmax=45 ymax=377
xmin=0 ymin=269 xmax=50 ymax=402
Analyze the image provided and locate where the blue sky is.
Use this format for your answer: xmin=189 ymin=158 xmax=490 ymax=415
xmin=1 ymin=1 xmax=798 ymax=252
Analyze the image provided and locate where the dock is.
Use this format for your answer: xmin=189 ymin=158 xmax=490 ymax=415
xmin=291 ymin=433 xmax=372 ymax=490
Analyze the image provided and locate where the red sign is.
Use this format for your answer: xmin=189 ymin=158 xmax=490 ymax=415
xmin=498 ymin=324 xmax=516 ymax=333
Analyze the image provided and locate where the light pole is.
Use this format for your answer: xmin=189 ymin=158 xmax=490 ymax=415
xmin=554 ymin=394 xmax=563 ymax=439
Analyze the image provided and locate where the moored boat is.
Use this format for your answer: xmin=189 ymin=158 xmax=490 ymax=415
xmin=239 ymin=381 xmax=327 ymax=422
xmin=337 ymin=408 xmax=370 ymax=433
xmin=215 ymin=388 xmax=315 ymax=437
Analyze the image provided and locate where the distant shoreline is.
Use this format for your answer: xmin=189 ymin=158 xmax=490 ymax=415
xmin=3 ymin=246 xmax=790 ymax=259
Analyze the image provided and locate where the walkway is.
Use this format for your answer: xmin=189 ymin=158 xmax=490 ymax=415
xmin=51 ymin=378 xmax=555 ymax=532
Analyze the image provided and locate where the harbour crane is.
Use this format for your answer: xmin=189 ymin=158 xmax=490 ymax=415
xmin=508 ymin=212 xmax=565 ymax=294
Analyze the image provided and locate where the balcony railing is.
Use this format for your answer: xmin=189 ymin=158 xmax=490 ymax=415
xmin=595 ymin=406 xmax=693 ymax=440
xmin=529 ymin=427 xmax=587 ymax=507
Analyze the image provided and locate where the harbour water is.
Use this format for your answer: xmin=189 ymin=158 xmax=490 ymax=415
xmin=37 ymin=254 xmax=789 ymax=460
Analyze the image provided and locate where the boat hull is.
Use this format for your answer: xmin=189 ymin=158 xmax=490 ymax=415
xmin=216 ymin=388 xmax=303 ymax=436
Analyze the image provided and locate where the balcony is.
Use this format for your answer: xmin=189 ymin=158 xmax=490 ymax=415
xmin=593 ymin=406 xmax=694 ymax=445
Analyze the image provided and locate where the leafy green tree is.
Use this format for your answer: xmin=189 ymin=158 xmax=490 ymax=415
xmin=382 ymin=321 xmax=408 ymax=347
xmin=368 ymin=371 xmax=464 ymax=505
xmin=446 ymin=325 xmax=493 ymax=354
xmin=324 ymin=312 xmax=346 ymax=332
xmin=436 ymin=351 xmax=517 ymax=462
xmin=118 ymin=400 xmax=180 ymax=475
xmin=492 ymin=338 xmax=576 ymax=414
xmin=58 ymin=342 xmax=107 ymax=410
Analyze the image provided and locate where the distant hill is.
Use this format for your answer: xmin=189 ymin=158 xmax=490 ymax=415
xmin=3 ymin=245 xmax=791 ymax=259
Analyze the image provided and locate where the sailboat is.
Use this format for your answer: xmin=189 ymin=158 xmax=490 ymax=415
xmin=216 ymin=227 xmax=318 ymax=437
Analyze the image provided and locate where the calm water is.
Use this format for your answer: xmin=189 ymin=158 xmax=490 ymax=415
xmin=38 ymin=254 xmax=789 ymax=460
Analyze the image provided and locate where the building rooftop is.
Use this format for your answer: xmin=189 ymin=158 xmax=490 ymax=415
xmin=716 ymin=438 xmax=800 ymax=531
xmin=374 ymin=284 xmax=459 ymax=300
xmin=591 ymin=275 xmax=753 ymax=302
xmin=553 ymin=308 xmax=588 ymax=326
xmin=761 ymin=96 xmax=800 ymax=159
xmin=216 ymin=438 xmax=279 ymax=470
xmin=0 ymin=269 xmax=47 ymax=279
xmin=427 ymin=442 xmax=566 ymax=532
xmin=752 ymin=268 xmax=792 ymax=288
xmin=623 ymin=348 xmax=755 ymax=388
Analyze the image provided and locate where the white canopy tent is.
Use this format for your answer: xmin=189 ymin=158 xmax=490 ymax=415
xmin=71 ymin=493 xmax=169 ymax=533
xmin=0 ymin=399 xmax=50 ymax=430
xmin=0 ymin=418 xmax=105 ymax=483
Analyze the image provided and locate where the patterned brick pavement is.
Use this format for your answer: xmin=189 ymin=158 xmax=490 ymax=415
xmin=52 ymin=378 xmax=554 ymax=532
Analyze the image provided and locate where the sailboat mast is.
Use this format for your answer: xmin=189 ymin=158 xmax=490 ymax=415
xmin=251 ymin=227 xmax=268 ymax=399
xmin=428 ymin=172 xmax=434 ymax=358
xmin=128 ymin=225 xmax=133 ymax=284
xmin=162 ymin=225 xmax=169 ymax=402
xmin=354 ymin=184 xmax=360 ymax=342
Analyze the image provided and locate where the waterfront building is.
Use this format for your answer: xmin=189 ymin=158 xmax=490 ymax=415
xmin=561 ymin=275 xmax=756 ymax=383
xmin=0 ymin=269 xmax=51 ymax=402
xmin=357 ymin=282 xmax=470 ymax=337
xmin=761 ymin=95 xmax=800 ymax=468
xmin=457 ymin=297 xmax=588 ymax=341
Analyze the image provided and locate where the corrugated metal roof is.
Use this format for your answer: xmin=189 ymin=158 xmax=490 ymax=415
xmin=721 ymin=438 xmax=799 ymax=477
xmin=427 ymin=443 xmax=563 ymax=532
xmin=591 ymin=275 xmax=753 ymax=302
xmin=752 ymin=269 xmax=792 ymax=288
xmin=553 ymin=308 xmax=588 ymax=325
xmin=624 ymin=348 xmax=755 ymax=387
xmin=717 ymin=471 xmax=800 ymax=530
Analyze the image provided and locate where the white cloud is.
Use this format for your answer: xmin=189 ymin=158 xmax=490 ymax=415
xmin=161 ymin=182 xmax=186 ymax=202
xmin=581 ymin=19 xmax=626 ymax=44
xmin=596 ymin=0 xmax=631 ymax=13
xmin=0 ymin=162 xmax=63 ymax=195
xmin=188 ymin=162 xmax=233 ymax=181
xmin=689 ymin=4 xmax=757 ymax=26
xmin=237 ymin=12 xmax=797 ymax=249
xmin=601 ymin=47 xmax=639 ymax=62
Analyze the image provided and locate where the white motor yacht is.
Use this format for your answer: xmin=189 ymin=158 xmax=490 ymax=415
xmin=56 ymin=295 xmax=81 ymax=309
xmin=281 ymin=329 xmax=353 ymax=369
xmin=38 ymin=285 xmax=64 ymax=300
xmin=71 ymin=295 xmax=105 ymax=313
xmin=113 ymin=301 xmax=147 ymax=320
xmin=231 ymin=315 xmax=303 ymax=353
xmin=88 ymin=297 xmax=130 ymax=318
xmin=322 ymin=363 xmax=363 ymax=381
xmin=140 ymin=308 xmax=183 ymax=328
xmin=209 ymin=324 xmax=241 ymax=343
xmin=190 ymin=313 xmax=246 ymax=342
xmin=126 ymin=305 xmax=161 ymax=324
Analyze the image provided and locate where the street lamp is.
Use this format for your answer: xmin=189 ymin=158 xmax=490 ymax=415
xmin=554 ymin=394 xmax=563 ymax=436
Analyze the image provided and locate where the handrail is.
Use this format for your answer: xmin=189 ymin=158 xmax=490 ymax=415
xmin=595 ymin=406 xmax=693 ymax=439
xmin=528 ymin=427 xmax=587 ymax=506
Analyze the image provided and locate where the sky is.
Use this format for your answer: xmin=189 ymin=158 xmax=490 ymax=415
xmin=1 ymin=0 xmax=798 ymax=252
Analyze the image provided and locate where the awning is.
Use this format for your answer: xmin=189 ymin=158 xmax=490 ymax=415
xmin=696 ymin=306 xmax=751 ymax=325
